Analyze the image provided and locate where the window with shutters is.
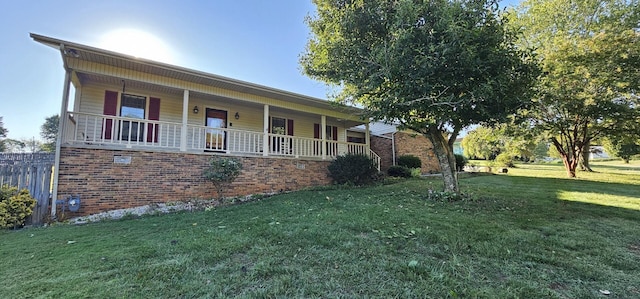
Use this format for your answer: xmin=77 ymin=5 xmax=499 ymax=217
xmin=103 ymin=90 xmax=160 ymax=142
xmin=270 ymin=117 xmax=294 ymax=153
xmin=271 ymin=117 xmax=287 ymax=135
xmin=119 ymin=94 xmax=146 ymax=142
xmin=314 ymin=124 xmax=339 ymax=156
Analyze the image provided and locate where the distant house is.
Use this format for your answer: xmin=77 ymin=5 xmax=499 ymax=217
xmin=367 ymin=123 xmax=441 ymax=174
xmin=32 ymin=33 xmax=380 ymax=217
xmin=453 ymin=138 xmax=464 ymax=155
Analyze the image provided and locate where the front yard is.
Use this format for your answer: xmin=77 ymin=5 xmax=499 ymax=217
xmin=1 ymin=161 xmax=639 ymax=298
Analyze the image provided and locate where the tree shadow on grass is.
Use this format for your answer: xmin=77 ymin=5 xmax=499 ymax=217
xmin=588 ymin=163 xmax=640 ymax=172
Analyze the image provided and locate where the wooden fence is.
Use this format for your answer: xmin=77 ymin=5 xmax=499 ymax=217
xmin=0 ymin=153 xmax=55 ymax=225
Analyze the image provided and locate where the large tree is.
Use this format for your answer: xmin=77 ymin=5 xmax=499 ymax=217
xmin=301 ymin=0 xmax=538 ymax=193
xmin=602 ymin=135 xmax=640 ymax=163
xmin=40 ymin=114 xmax=59 ymax=153
xmin=511 ymin=0 xmax=640 ymax=177
xmin=462 ymin=124 xmax=539 ymax=161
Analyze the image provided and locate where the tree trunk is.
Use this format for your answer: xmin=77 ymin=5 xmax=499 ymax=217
xmin=426 ymin=126 xmax=459 ymax=193
xmin=579 ymin=140 xmax=593 ymax=172
xmin=551 ymin=137 xmax=580 ymax=178
xmin=561 ymin=155 xmax=578 ymax=178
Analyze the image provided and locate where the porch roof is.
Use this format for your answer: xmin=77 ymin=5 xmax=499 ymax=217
xmin=30 ymin=33 xmax=364 ymax=121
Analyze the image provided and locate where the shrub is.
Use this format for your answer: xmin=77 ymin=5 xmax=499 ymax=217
xmin=387 ymin=165 xmax=412 ymax=178
xmin=454 ymin=154 xmax=468 ymax=171
xmin=0 ymin=185 xmax=36 ymax=229
xmin=328 ymin=154 xmax=378 ymax=186
xmin=495 ymin=152 xmax=515 ymax=168
xmin=397 ymin=155 xmax=422 ymax=169
xmin=203 ymin=156 xmax=243 ymax=199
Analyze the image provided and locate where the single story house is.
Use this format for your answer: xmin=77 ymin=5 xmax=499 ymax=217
xmin=31 ymin=33 xmax=379 ymax=217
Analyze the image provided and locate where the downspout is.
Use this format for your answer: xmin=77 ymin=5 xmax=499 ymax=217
xmin=391 ymin=131 xmax=397 ymax=166
xmin=51 ymin=44 xmax=72 ymax=219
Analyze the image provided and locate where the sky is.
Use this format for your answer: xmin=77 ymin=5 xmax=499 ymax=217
xmin=0 ymin=0 xmax=520 ymax=141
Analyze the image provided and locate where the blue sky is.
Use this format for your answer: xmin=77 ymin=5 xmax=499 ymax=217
xmin=1 ymin=0 xmax=520 ymax=140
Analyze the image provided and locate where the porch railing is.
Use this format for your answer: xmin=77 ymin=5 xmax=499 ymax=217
xmin=65 ymin=112 xmax=182 ymax=148
xmin=63 ymin=112 xmax=380 ymax=170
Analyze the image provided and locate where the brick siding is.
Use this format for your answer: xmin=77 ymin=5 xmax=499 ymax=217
xmin=371 ymin=132 xmax=440 ymax=174
xmin=56 ymin=147 xmax=331 ymax=216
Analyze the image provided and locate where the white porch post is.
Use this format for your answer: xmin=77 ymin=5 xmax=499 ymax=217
xmin=263 ymin=105 xmax=269 ymax=156
xmin=180 ymin=90 xmax=189 ymax=151
xmin=51 ymin=69 xmax=72 ymax=218
xmin=321 ymin=115 xmax=327 ymax=160
xmin=365 ymin=122 xmax=371 ymax=148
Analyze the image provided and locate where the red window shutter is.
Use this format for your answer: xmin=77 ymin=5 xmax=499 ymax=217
xmin=147 ymin=97 xmax=160 ymax=142
xmin=332 ymin=126 xmax=338 ymax=141
xmin=287 ymin=119 xmax=294 ymax=136
xmin=313 ymin=123 xmax=320 ymax=139
xmin=103 ymin=90 xmax=118 ymax=140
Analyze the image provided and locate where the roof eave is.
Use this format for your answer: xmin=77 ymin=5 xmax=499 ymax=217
xmin=30 ymin=33 xmax=363 ymax=117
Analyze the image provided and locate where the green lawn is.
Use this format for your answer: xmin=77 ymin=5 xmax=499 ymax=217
xmin=1 ymin=161 xmax=639 ymax=298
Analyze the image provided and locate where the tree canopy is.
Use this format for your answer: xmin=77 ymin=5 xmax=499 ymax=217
xmin=511 ymin=0 xmax=640 ymax=177
xmin=462 ymin=124 xmax=540 ymax=161
xmin=40 ymin=114 xmax=59 ymax=153
xmin=301 ymin=0 xmax=538 ymax=193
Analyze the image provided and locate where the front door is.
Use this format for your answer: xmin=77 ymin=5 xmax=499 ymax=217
xmin=205 ymin=108 xmax=227 ymax=151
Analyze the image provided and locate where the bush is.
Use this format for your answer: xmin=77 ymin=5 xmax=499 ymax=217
xmin=203 ymin=157 xmax=243 ymax=199
xmin=0 ymin=185 xmax=36 ymax=229
xmin=455 ymin=154 xmax=468 ymax=171
xmin=328 ymin=154 xmax=378 ymax=186
xmin=495 ymin=152 xmax=515 ymax=168
xmin=397 ymin=155 xmax=422 ymax=169
xmin=387 ymin=165 xmax=412 ymax=178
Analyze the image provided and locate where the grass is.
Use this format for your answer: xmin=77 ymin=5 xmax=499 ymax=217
xmin=1 ymin=161 xmax=639 ymax=298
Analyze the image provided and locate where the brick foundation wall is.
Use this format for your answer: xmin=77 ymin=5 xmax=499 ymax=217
xmin=56 ymin=147 xmax=332 ymax=216
xmin=371 ymin=132 xmax=441 ymax=174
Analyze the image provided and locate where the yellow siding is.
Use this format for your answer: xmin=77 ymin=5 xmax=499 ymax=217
xmin=67 ymin=58 xmax=359 ymax=121
xmin=73 ymin=82 xmax=351 ymax=146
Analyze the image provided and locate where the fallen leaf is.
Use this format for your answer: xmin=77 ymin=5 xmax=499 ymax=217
xmin=599 ymin=290 xmax=611 ymax=295
xmin=67 ymin=241 xmax=76 ymax=244
xmin=408 ymin=260 xmax=418 ymax=267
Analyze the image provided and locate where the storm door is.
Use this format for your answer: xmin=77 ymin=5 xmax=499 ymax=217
xmin=205 ymin=108 xmax=227 ymax=151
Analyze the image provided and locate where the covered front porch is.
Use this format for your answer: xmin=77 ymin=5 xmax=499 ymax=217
xmin=62 ymin=109 xmax=379 ymax=167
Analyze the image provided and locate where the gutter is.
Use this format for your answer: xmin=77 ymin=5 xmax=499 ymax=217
xmin=391 ymin=131 xmax=397 ymax=166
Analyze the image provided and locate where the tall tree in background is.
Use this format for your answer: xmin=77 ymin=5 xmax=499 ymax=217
xmin=511 ymin=0 xmax=640 ymax=177
xmin=602 ymin=136 xmax=640 ymax=163
xmin=0 ymin=117 xmax=7 ymax=152
xmin=301 ymin=0 xmax=538 ymax=193
xmin=40 ymin=114 xmax=59 ymax=153
xmin=462 ymin=124 xmax=538 ymax=161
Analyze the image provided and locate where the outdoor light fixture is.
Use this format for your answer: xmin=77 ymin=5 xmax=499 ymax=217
xmin=63 ymin=48 xmax=80 ymax=58
xmin=193 ymin=106 xmax=199 ymax=114
xmin=235 ymin=112 xmax=240 ymax=119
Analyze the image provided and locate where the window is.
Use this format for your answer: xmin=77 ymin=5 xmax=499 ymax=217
xmin=120 ymin=94 xmax=146 ymax=141
xmin=326 ymin=125 xmax=337 ymax=140
xmin=347 ymin=136 xmax=365 ymax=144
xmin=271 ymin=117 xmax=287 ymax=135
xmin=270 ymin=117 xmax=294 ymax=153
